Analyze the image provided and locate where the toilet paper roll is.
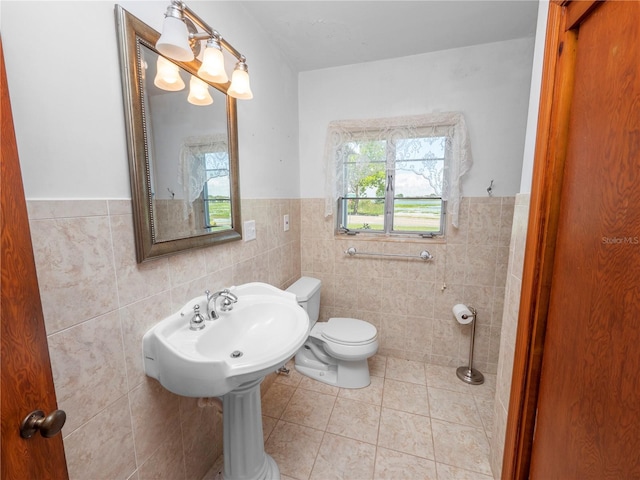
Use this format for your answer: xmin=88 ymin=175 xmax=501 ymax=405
xmin=452 ymin=304 xmax=474 ymax=325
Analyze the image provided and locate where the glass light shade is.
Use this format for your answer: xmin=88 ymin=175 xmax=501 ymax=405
xmin=156 ymin=16 xmax=194 ymax=62
xmin=154 ymin=56 xmax=185 ymax=91
xmin=188 ymin=76 xmax=213 ymax=106
xmin=198 ymin=45 xmax=228 ymax=83
xmin=227 ymin=65 xmax=253 ymax=100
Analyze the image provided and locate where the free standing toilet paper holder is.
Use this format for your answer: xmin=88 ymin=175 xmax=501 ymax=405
xmin=457 ymin=306 xmax=484 ymax=385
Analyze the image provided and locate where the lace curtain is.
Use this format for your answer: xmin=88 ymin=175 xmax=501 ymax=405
xmin=323 ymin=112 xmax=473 ymax=228
xmin=178 ymin=134 xmax=228 ymax=220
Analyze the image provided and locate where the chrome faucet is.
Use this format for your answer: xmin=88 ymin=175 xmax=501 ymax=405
xmin=205 ymin=289 xmax=238 ymax=319
xmin=189 ymin=305 xmax=206 ymax=331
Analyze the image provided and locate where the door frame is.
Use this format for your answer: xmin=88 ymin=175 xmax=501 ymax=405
xmin=501 ymin=1 xmax=602 ymax=478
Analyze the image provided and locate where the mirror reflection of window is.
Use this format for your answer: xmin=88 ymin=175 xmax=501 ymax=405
xmin=203 ymin=151 xmax=231 ymax=229
xmin=179 ymin=135 xmax=231 ymax=234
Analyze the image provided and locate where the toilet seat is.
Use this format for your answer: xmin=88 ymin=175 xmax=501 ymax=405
xmin=310 ymin=318 xmax=378 ymax=361
xmin=321 ymin=318 xmax=377 ymax=345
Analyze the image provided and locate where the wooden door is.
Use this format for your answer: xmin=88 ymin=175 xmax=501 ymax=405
xmin=502 ymin=1 xmax=640 ymax=478
xmin=1 ymin=38 xmax=68 ymax=479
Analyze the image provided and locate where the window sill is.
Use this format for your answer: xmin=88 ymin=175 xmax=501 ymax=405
xmin=334 ymin=232 xmax=446 ymax=244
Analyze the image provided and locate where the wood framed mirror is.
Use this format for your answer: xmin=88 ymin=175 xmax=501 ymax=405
xmin=115 ymin=5 xmax=241 ymax=263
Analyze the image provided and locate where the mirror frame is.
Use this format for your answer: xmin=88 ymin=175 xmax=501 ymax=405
xmin=115 ymin=5 xmax=242 ymax=263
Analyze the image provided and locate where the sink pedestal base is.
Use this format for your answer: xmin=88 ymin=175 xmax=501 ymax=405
xmin=222 ymin=377 xmax=280 ymax=480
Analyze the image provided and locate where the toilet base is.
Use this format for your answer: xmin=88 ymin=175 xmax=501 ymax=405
xmin=294 ymin=346 xmax=371 ymax=389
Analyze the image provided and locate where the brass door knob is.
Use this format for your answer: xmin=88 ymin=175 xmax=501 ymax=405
xmin=20 ymin=409 xmax=66 ymax=439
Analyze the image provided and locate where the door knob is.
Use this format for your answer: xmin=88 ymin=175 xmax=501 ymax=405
xmin=20 ymin=409 xmax=66 ymax=439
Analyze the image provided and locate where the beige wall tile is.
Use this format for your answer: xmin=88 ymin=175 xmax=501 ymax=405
xmin=27 ymin=199 xmax=108 ymax=220
xmin=129 ymin=379 xmax=181 ymax=466
xmin=48 ymin=311 xmax=128 ymax=433
xmin=30 ymin=198 xmax=301 ymax=478
xmin=31 ymin=215 xmax=118 ymax=333
xmin=64 ymin=395 xmax=136 ymax=480
xmin=29 ymin=193 xmax=514 ymax=477
xmin=167 ymin=248 xmax=208 ymax=288
xmin=120 ymin=293 xmax=174 ymax=389
xmin=299 ymin=194 xmax=514 ymax=375
xmin=490 ymin=193 xmax=529 ymax=478
xmin=110 ymin=213 xmax=171 ymax=307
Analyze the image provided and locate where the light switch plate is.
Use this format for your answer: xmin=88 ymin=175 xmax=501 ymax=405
xmin=283 ymin=214 xmax=290 ymax=231
xmin=244 ymin=220 xmax=256 ymax=241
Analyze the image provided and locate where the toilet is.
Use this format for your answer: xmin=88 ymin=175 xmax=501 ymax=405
xmin=286 ymin=277 xmax=378 ymax=388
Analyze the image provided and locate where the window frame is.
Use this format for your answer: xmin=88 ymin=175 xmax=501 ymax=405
xmin=336 ymin=131 xmax=448 ymax=238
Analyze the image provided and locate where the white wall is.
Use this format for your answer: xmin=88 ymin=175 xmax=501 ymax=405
xmin=1 ymin=1 xmax=300 ymax=200
xmin=520 ymin=0 xmax=550 ymax=194
xmin=298 ymin=37 xmax=535 ymax=198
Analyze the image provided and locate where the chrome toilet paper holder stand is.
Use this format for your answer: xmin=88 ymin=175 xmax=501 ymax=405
xmin=457 ymin=306 xmax=485 ymax=385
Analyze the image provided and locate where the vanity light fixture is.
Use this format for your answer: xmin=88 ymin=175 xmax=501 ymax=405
xmin=156 ymin=0 xmax=253 ymax=100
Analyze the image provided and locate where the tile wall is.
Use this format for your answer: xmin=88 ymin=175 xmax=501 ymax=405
xmin=490 ymin=193 xmax=530 ymax=478
xmin=300 ymin=196 xmax=515 ymax=375
xmin=28 ymin=198 xmax=301 ymax=480
xmin=28 ymin=194 xmax=516 ymax=478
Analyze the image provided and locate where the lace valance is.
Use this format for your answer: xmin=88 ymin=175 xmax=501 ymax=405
xmin=323 ymin=112 xmax=473 ymax=228
xmin=178 ymin=134 xmax=228 ymax=220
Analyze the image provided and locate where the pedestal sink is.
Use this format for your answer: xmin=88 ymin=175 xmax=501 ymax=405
xmin=142 ymin=283 xmax=309 ymax=480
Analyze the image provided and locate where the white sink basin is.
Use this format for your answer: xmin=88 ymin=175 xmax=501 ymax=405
xmin=143 ymin=282 xmax=309 ymax=397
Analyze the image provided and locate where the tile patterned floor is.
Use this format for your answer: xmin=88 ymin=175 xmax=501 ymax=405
xmin=207 ymin=355 xmax=496 ymax=480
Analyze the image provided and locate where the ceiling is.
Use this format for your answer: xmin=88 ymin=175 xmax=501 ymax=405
xmin=239 ymin=1 xmax=540 ymax=72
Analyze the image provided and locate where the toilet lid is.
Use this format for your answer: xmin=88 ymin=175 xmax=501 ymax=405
xmin=322 ymin=318 xmax=377 ymax=345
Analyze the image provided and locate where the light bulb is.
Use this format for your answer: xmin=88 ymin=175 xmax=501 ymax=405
xmin=198 ymin=38 xmax=229 ymax=83
xmin=227 ymin=61 xmax=253 ymax=100
xmin=188 ymin=76 xmax=213 ymax=106
xmin=154 ymin=56 xmax=185 ymax=91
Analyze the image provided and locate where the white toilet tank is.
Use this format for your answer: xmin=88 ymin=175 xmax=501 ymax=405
xmin=286 ymin=277 xmax=322 ymax=327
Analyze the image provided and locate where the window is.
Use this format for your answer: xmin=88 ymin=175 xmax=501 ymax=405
xmin=179 ymin=134 xmax=233 ymax=230
xmin=325 ymin=113 xmax=473 ymax=235
xmin=338 ymin=132 xmax=447 ymax=236
xmin=202 ymin=151 xmax=232 ymax=229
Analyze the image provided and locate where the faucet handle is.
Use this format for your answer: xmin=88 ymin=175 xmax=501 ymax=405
xmin=205 ymin=290 xmax=211 ymax=300
xmin=221 ymin=289 xmax=238 ymax=302
xmin=190 ymin=305 xmax=206 ymax=331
